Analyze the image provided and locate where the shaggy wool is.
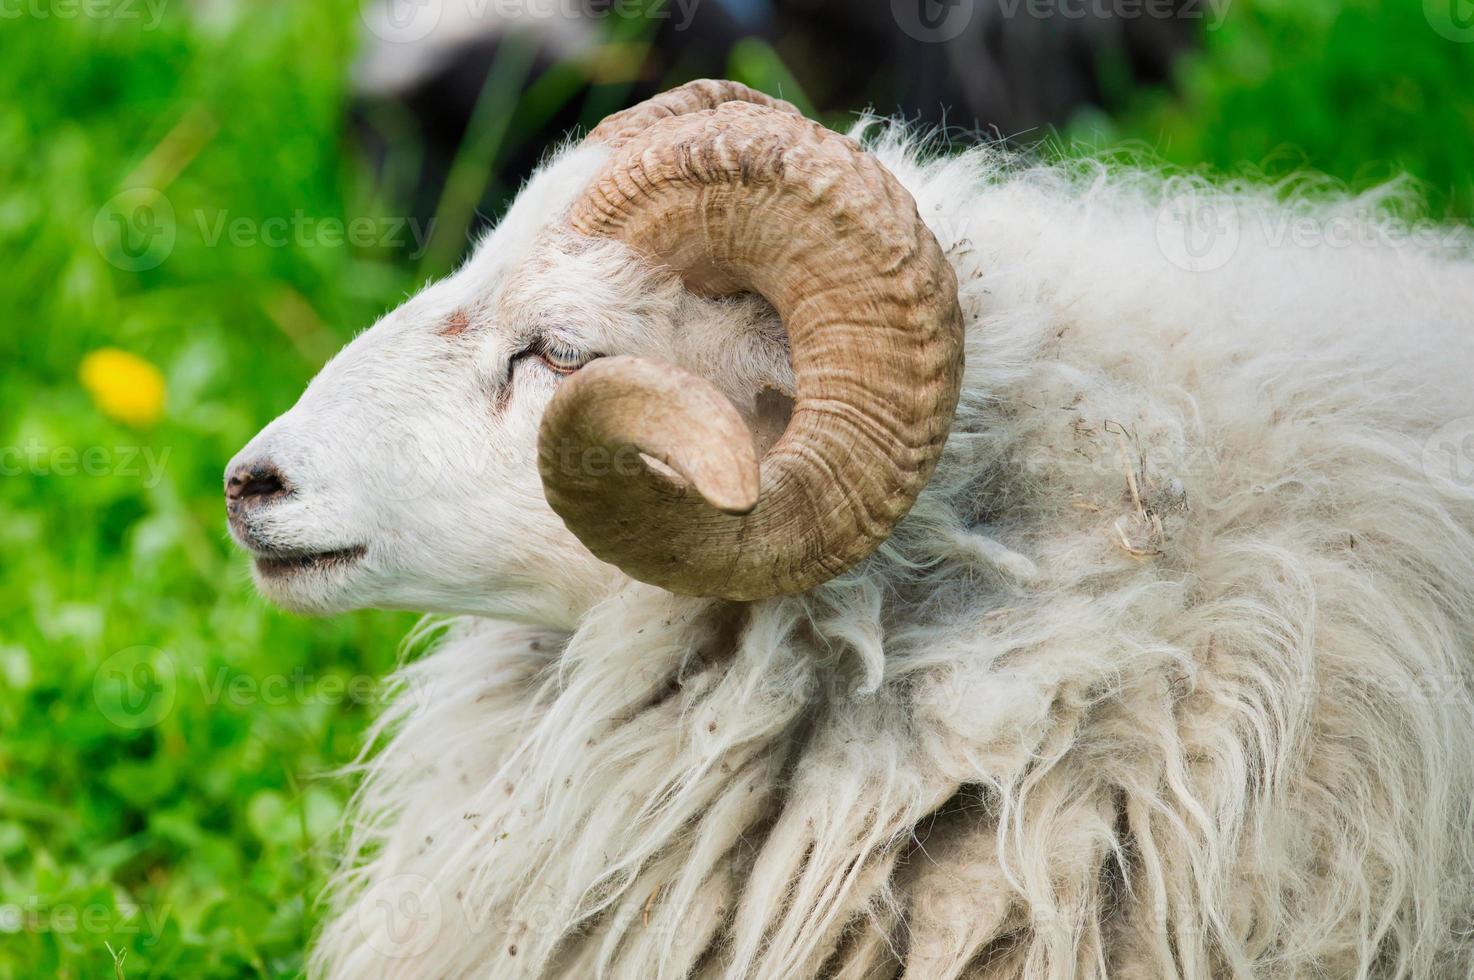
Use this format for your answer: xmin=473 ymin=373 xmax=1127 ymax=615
xmin=312 ymin=125 xmax=1474 ymax=978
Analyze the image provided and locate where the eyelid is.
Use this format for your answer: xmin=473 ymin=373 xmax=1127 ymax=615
xmin=511 ymin=336 xmax=598 ymax=376
xmin=541 ymin=339 xmax=584 ymax=360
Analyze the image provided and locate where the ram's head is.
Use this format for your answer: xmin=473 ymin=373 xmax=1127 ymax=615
xmin=225 ymin=81 xmax=963 ymax=624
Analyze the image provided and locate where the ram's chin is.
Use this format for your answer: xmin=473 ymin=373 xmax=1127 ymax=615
xmin=249 ymin=546 xmax=368 ymax=616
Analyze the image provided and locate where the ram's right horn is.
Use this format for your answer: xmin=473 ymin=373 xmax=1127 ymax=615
xmin=582 ymin=78 xmax=801 ymax=148
xmin=541 ymin=87 xmax=965 ymax=601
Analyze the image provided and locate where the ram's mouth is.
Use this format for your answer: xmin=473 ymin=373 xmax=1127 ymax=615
xmin=253 ymin=545 xmax=367 ymax=578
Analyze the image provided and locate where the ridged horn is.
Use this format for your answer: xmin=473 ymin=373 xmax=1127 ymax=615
xmin=583 ymin=78 xmax=801 ymax=148
xmin=539 ymin=88 xmax=964 ymax=601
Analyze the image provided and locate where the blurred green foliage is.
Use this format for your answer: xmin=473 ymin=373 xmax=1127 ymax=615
xmin=0 ymin=3 xmax=420 ymax=976
xmin=1074 ymin=0 xmax=1474 ymax=217
xmin=0 ymin=0 xmax=1469 ymax=976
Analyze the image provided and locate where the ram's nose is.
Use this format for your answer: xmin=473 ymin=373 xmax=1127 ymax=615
xmin=224 ymin=458 xmax=290 ymax=512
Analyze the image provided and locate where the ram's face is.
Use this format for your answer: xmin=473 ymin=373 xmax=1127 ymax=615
xmin=226 ymin=81 xmax=964 ymax=619
xmin=224 ymin=146 xmax=789 ymax=623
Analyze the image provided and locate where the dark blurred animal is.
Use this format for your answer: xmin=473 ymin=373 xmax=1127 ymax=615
xmin=351 ymin=0 xmax=1200 ymax=245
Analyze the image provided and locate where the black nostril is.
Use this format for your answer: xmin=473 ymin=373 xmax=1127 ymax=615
xmin=225 ymin=461 xmax=289 ymax=506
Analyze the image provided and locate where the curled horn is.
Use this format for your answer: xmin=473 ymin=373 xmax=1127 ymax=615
xmin=583 ymin=78 xmax=801 ymax=147
xmin=539 ymin=82 xmax=964 ymax=600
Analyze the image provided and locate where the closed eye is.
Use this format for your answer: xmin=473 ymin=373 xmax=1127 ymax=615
xmin=515 ymin=338 xmax=598 ymax=377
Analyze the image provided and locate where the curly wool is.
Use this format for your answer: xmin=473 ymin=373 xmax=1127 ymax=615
xmin=313 ymin=124 xmax=1474 ymax=979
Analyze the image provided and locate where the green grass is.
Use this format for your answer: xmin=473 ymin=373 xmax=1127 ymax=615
xmin=1068 ymin=0 xmax=1474 ymax=218
xmin=0 ymin=4 xmax=426 ymax=976
xmin=1 ymin=1 xmax=1468 ymax=976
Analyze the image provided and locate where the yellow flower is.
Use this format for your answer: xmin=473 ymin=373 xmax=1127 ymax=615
xmin=79 ymin=348 xmax=166 ymax=428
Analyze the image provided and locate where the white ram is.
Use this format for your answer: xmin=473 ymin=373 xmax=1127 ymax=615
xmin=225 ymin=81 xmax=1474 ymax=978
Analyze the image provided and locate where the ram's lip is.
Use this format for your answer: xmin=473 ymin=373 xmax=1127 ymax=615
xmin=251 ymin=545 xmax=367 ymax=578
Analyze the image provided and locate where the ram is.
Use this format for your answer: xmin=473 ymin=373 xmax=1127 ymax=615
xmin=225 ymin=81 xmax=1474 ymax=978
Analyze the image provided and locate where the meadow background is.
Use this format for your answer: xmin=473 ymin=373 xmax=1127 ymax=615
xmin=2 ymin=0 xmax=1471 ymax=975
